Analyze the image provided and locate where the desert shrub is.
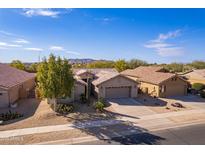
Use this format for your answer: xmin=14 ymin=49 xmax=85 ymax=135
xmin=55 ymin=104 xmax=74 ymax=114
xmin=94 ymin=101 xmax=105 ymax=112
xmin=0 ymin=110 xmax=23 ymax=121
xmin=192 ymin=83 xmax=205 ymax=91
xmin=200 ymin=90 xmax=205 ymax=98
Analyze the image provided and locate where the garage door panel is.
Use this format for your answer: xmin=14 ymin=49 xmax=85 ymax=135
xmin=166 ymin=85 xmax=186 ymax=97
xmin=105 ymin=86 xmax=131 ymax=98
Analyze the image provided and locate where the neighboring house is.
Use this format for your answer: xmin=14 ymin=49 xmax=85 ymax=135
xmin=183 ymin=69 xmax=205 ymax=84
xmin=57 ymin=78 xmax=87 ymax=103
xmin=121 ymin=66 xmax=189 ymax=98
xmin=74 ymin=68 xmax=138 ymax=99
xmin=0 ymin=63 xmax=35 ymax=108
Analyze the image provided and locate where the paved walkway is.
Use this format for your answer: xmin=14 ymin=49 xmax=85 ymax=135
xmin=1 ymin=108 xmax=205 ymax=139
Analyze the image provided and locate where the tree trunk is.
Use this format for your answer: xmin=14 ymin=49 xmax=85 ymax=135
xmin=53 ymin=98 xmax=57 ymax=112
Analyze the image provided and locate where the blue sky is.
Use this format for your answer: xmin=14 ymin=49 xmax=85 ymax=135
xmin=0 ymin=8 xmax=205 ymax=63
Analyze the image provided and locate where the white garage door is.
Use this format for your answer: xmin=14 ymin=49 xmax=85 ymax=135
xmin=0 ymin=91 xmax=9 ymax=108
xmin=105 ymin=86 xmax=131 ymax=98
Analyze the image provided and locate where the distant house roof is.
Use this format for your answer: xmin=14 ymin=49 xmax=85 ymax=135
xmin=0 ymin=63 xmax=35 ymax=89
xmin=92 ymin=71 xmax=137 ymax=86
xmin=75 ymin=78 xmax=87 ymax=86
xmin=121 ymin=66 xmax=177 ymax=85
xmin=92 ymin=72 xmax=119 ymax=86
xmin=184 ymin=69 xmax=205 ymax=80
xmin=73 ymin=68 xmax=118 ymax=75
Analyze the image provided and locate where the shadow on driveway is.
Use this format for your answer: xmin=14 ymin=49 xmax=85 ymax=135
xmin=72 ymin=120 xmax=165 ymax=145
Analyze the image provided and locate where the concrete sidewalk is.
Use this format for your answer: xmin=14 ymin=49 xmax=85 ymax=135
xmin=1 ymin=108 xmax=205 ymax=139
xmin=0 ymin=120 xmax=122 ymax=138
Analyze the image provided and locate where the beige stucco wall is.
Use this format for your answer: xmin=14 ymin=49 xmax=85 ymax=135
xmin=57 ymin=82 xmax=86 ymax=104
xmin=140 ymin=82 xmax=160 ymax=97
xmin=139 ymin=77 xmax=188 ymax=98
xmin=159 ymin=77 xmax=188 ymax=97
xmin=74 ymin=82 xmax=85 ymax=101
xmin=0 ymin=77 xmax=35 ymax=108
xmin=96 ymin=75 xmax=138 ymax=99
xmin=0 ymin=88 xmax=9 ymax=108
xmin=19 ymin=78 xmax=35 ymax=98
xmin=8 ymin=84 xmax=20 ymax=104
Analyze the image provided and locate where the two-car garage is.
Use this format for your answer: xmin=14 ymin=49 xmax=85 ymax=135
xmin=105 ymin=86 xmax=131 ymax=98
xmin=92 ymin=74 xmax=138 ymax=99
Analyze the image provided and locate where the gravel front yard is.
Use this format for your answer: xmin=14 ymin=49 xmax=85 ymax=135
xmin=0 ymin=98 xmax=114 ymax=131
xmin=137 ymin=95 xmax=194 ymax=114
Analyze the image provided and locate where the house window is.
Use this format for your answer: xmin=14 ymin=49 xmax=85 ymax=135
xmin=161 ymin=85 xmax=166 ymax=93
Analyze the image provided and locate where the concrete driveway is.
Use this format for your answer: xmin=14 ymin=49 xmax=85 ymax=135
xmin=105 ymin=98 xmax=156 ymax=119
xmin=165 ymin=94 xmax=205 ymax=109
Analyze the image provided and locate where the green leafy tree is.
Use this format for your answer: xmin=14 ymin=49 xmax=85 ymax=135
xmin=114 ymin=59 xmax=128 ymax=72
xmin=28 ymin=63 xmax=39 ymax=73
xmin=10 ymin=60 xmax=25 ymax=70
xmin=127 ymin=59 xmax=148 ymax=69
xmin=37 ymin=54 xmax=74 ymax=111
xmin=86 ymin=61 xmax=115 ymax=68
xmin=192 ymin=83 xmax=205 ymax=91
xmin=164 ymin=63 xmax=184 ymax=73
xmin=190 ymin=61 xmax=205 ymax=69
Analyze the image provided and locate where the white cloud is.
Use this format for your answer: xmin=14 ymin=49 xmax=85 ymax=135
xmin=24 ymin=47 xmax=43 ymax=51
xmin=144 ymin=29 xmax=184 ymax=57
xmin=22 ymin=9 xmax=60 ymax=18
xmin=0 ymin=30 xmax=22 ymax=38
xmin=152 ymin=29 xmax=181 ymax=43
xmin=22 ymin=9 xmax=72 ymax=18
xmin=0 ymin=41 xmax=22 ymax=47
xmin=0 ymin=30 xmax=14 ymax=36
xmin=50 ymin=46 xmax=65 ymax=51
xmin=14 ymin=39 xmax=30 ymax=44
xmin=66 ymin=51 xmax=80 ymax=55
xmin=144 ymin=43 xmax=172 ymax=49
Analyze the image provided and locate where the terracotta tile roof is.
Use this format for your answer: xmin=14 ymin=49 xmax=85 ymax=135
xmin=121 ymin=66 xmax=176 ymax=85
xmin=0 ymin=63 xmax=35 ymax=89
xmin=73 ymin=68 xmax=117 ymax=75
xmin=92 ymin=71 xmax=119 ymax=86
xmin=184 ymin=69 xmax=205 ymax=80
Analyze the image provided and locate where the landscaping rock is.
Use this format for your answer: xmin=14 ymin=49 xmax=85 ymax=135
xmin=171 ymin=102 xmax=184 ymax=108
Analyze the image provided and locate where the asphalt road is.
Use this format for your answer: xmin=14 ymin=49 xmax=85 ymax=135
xmin=76 ymin=123 xmax=205 ymax=145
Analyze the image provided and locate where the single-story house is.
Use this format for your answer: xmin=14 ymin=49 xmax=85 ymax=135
xmin=0 ymin=63 xmax=35 ymax=108
xmin=74 ymin=68 xmax=138 ymax=99
xmin=57 ymin=78 xmax=87 ymax=103
xmin=121 ymin=66 xmax=189 ymax=98
xmin=182 ymin=69 xmax=205 ymax=84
